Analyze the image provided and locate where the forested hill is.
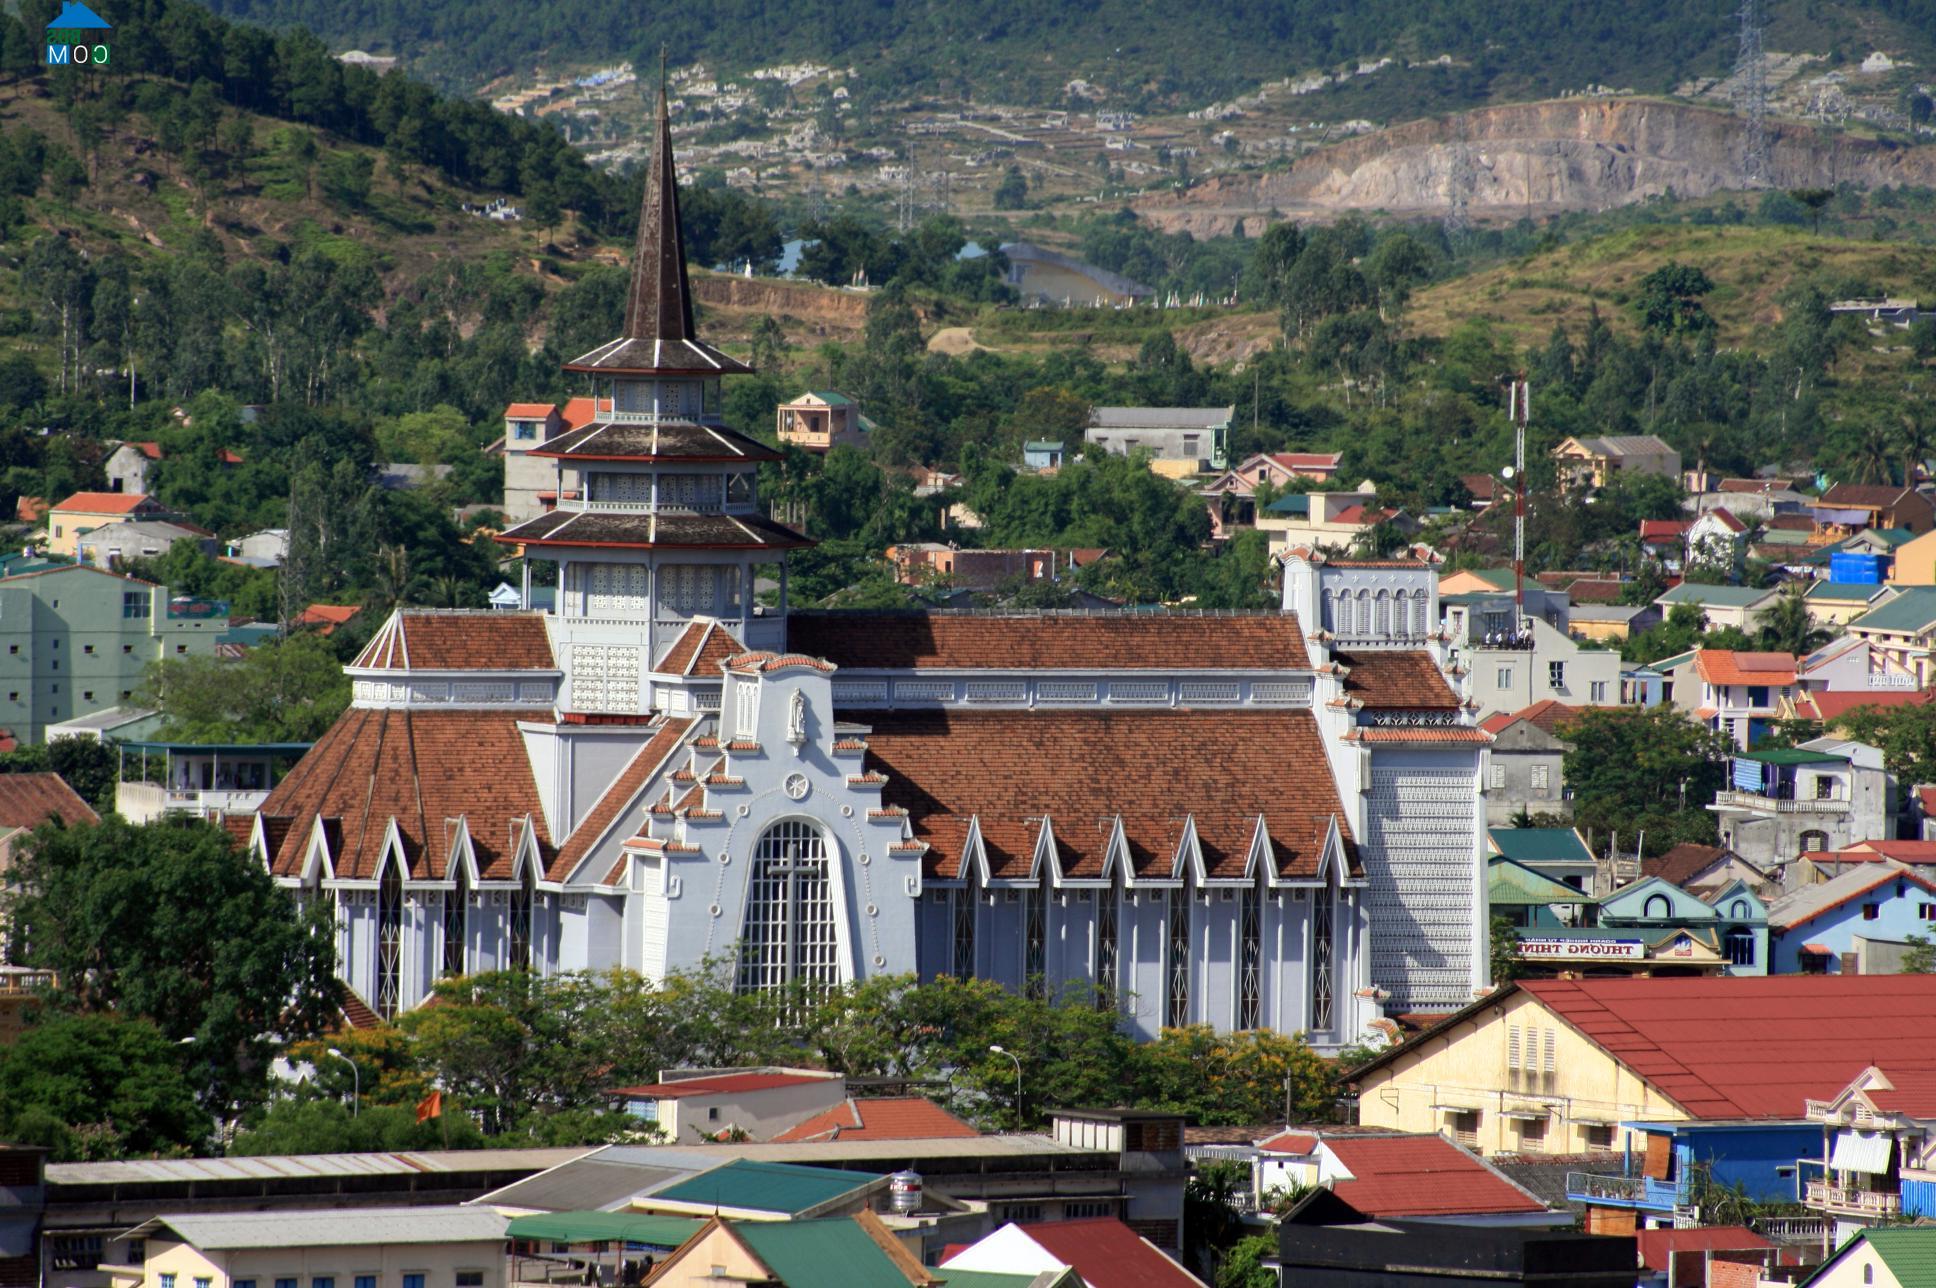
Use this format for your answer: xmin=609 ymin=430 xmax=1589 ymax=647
xmin=198 ymin=0 xmax=1936 ymax=107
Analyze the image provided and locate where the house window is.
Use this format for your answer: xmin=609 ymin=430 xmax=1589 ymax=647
xmin=443 ymin=868 xmax=468 ymax=976
xmin=1310 ymin=877 xmax=1335 ymax=1033
xmin=707 ymin=1106 xmax=720 ymax=1121
xmin=197 ymin=1278 xmax=212 ymax=1288
xmin=1549 ymin=661 xmax=1566 ymax=688
xmin=403 ymin=1275 xmax=425 ymax=1288
xmin=1725 ymin=928 xmax=1756 ymax=967
xmin=513 ymin=422 xmax=538 ymax=441
xmin=508 ymin=868 xmax=534 ymax=969
xmin=735 ymin=681 xmax=758 ymax=739
xmin=1644 ymin=894 xmax=1672 ymax=919
xmin=377 ymin=863 xmax=403 ymax=1019
xmin=736 ymin=820 xmax=838 ymax=997
xmin=1023 ymin=879 xmax=1046 ymax=999
xmin=82 ymin=644 xmax=92 ymax=654
xmin=1590 ymin=680 xmax=1608 ymax=702
xmin=1863 ymin=903 xmax=1880 ymax=921
xmin=1747 ymin=685 xmax=1769 ymax=707
xmin=1497 ymin=667 xmax=1514 ymax=688
xmin=161 ymin=1276 xmax=176 ymax=1288
xmin=236 ymin=1281 xmax=257 ymax=1288
xmin=1094 ymin=887 xmax=1118 ymax=1009
xmin=123 ymin=645 xmax=132 ymax=654
xmin=1815 ymin=776 xmax=1835 ymax=800
xmin=1490 ymin=764 xmax=1505 ymax=789
xmin=1582 ymin=1123 xmax=1616 ymax=1152
xmin=1239 ymin=881 xmax=1262 ymax=1030
xmin=1800 ymin=950 xmax=1829 ymax=975
xmin=175 ymin=645 xmax=187 ymax=654
xmin=456 ymin=1276 xmax=484 ymax=1288
xmin=1530 ymin=765 xmax=1550 ymax=791
xmin=1519 ymin=1117 xmax=1548 ymax=1152
xmin=50 ymin=1236 xmax=104 ymax=1271
xmin=1167 ymin=881 xmax=1192 ymax=1028
xmin=277 ymin=1278 xmax=298 ymax=1288
xmin=954 ymin=871 xmax=977 ymax=980
xmin=1920 ymin=903 xmax=1935 ymax=921
xmin=122 ymin=591 xmax=148 ymax=618
xmin=1450 ymin=1110 xmax=1481 ymax=1146
xmin=314 ymin=1277 xmax=334 ymax=1288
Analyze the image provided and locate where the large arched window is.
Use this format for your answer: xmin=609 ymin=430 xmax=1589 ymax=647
xmin=1167 ymin=879 xmax=1192 ymax=1028
xmin=1643 ymin=894 xmax=1672 ymax=919
xmin=376 ymin=862 xmax=403 ymax=1019
xmin=1310 ymin=874 xmax=1336 ymax=1034
xmin=736 ymin=820 xmax=839 ymax=996
xmin=443 ymin=865 xmax=467 ymax=977
xmin=509 ymin=867 xmax=534 ymax=970
xmin=1239 ymin=877 xmax=1263 ymax=1030
xmin=1094 ymin=886 xmax=1119 ymax=1009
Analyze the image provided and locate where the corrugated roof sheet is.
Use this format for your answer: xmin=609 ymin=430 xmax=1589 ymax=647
xmin=49 ymin=1147 xmax=588 ymax=1186
xmin=648 ymin=1159 xmax=876 ymax=1215
xmin=135 ymin=1205 xmax=508 ymax=1249
xmin=1853 ymin=1228 xmax=1936 ymax=1287
xmin=733 ymin=1219 xmax=918 ymax=1288
xmin=1322 ymin=1135 xmax=1549 ymax=1218
xmin=1487 ymin=828 xmax=1593 ymax=865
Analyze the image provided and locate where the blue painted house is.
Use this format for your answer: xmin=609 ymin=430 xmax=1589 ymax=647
xmin=1765 ymin=859 xmax=1936 ymax=974
xmin=1596 ymin=875 xmax=1770 ymax=976
xmin=1566 ymin=1119 xmax=1819 ymax=1228
xmin=1023 ymin=440 xmax=1066 ymax=471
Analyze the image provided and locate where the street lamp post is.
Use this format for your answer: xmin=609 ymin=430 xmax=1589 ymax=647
xmin=989 ymin=1044 xmax=1022 ymax=1123
xmin=325 ymin=1047 xmax=360 ymax=1117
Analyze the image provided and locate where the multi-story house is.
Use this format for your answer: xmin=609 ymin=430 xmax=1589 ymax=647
xmin=1844 ymin=588 xmax=1936 ymax=686
xmin=1257 ymin=491 xmax=1414 ymax=557
xmin=1712 ymin=738 xmax=1895 ymax=869
xmin=1453 ymin=617 xmax=1623 ymax=721
xmin=1478 ymin=701 xmax=1583 ymax=826
xmin=0 ymin=566 xmax=224 ymax=742
xmin=1084 ymin=406 xmax=1231 ymax=475
xmin=1551 ymin=435 xmax=1680 ymax=490
xmin=1802 ymin=1064 xmax=1936 ymax=1248
xmin=43 ymin=492 xmax=175 ymax=560
xmin=776 ymin=391 xmax=871 ymax=453
xmin=1814 ymin=484 xmax=1936 ymax=540
xmin=1675 ymin=649 xmax=1799 ymax=750
xmin=1766 ymin=859 xmax=1936 ymax=974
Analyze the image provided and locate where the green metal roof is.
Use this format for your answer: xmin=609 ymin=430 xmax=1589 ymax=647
xmin=1644 ymin=649 xmax=1698 ymax=672
xmin=505 ymin=1212 xmax=702 ymax=1248
xmin=1848 ymin=587 xmax=1936 ymax=634
xmin=1656 ymin=583 xmax=1777 ymax=607
xmin=1735 ymin=747 xmax=1847 ymax=766
xmin=806 ymin=390 xmax=855 ymax=406
xmin=1264 ymin=493 xmax=1310 ymax=516
xmin=1024 ymin=440 xmax=1065 ymax=452
xmin=1756 ymin=529 xmax=1814 ymax=546
xmin=1802 ymin=581 xmax=1886 ymax=602
xmin=732 ymin=1219 xmax=908 ymax=1288
xmin=1489 ymin=858 xmax=1597 ymax=906
xmin=1860 ymin=527 xmax=1919 ymax=549
xmin=1487 ymin=827 xmax=1594 ymax=865
xmin=1442 ymin=568 xmax=1516 ymax=590
xmin=650 ymin=1160 xmax=875 ymax=1215
xmin=1856 ymin=1227 xmax=1936 ymax=1287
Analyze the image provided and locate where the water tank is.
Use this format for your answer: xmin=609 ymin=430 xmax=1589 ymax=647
xmin=1829 ymin=551 xmax=1885 ymax=585
xmin=888 ymin=1169 xmax=923 ymax=1215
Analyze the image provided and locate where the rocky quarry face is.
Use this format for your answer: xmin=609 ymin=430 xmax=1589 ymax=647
xmin=1134 ymin=98 xmax=1936 ymax=235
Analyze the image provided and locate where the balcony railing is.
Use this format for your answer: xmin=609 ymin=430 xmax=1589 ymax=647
xmin=1806 ymin=1181 xmax=1900 ymax=1215
xmin=1713 ymin=790 xmax=1850 ymax=814
xmin=1755 ymin=1217 xmax=1829 ymax=1245
xmin=1566 ymin=1172 xmax=1690 ymax=1208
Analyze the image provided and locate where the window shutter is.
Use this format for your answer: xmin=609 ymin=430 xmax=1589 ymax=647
xmin=1507 ymin=1025 xmax=1521 ymax=1070
xmin=1643 ymin=1133 xmax=1673 ymax=1180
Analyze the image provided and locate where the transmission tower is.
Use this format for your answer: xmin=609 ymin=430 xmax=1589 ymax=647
xmin=1735 ymin=0 xmax=1771 ymax=185
xmin=897 ymin=146 xmax=919 ymax=232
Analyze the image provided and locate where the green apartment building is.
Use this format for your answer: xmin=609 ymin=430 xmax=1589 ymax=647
xmin=0 ymin=565 xmax=225 ymax=742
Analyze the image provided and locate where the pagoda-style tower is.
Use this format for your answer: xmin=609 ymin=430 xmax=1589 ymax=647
xmin=501 ymin=80 xmax=808 ymax=713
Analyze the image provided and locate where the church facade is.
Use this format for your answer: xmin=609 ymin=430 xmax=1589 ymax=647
xmin=234 ymin=87 xmax=1491 ymax=1049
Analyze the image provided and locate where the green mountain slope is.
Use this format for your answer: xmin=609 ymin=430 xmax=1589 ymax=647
xmin=199 ymin=0 xmax=1936 ymax=108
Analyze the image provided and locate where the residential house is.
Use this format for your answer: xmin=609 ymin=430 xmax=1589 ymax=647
xmin=1886 ymin=527 xmax=1936 ymax=586
xmin=1489 ymin=858 xmax=1596 ymax=929
xmin=1634 ymin=1227 xmax=1778 ymax=1288
xmin=112 ymin=739 xmax=306 ymax=824
xmin=76 ymin=520 xmax=213 ymax=571
xmin=770 ymin=1098 xmax=978 ymax=1144
xmin=44 ymin=493 xmax=173 ymax=559
xmin=102 ymin=441 xmax=161 ymax=495
xmin=777 ymin=391 xmax=872 ymax=453
xmin=107 ymin=1207 xmax=511 ymax=1288
xmin=1459 ymin=474 xmax=1501 ymax=509
xmin=1349 ymin=976 xmax=1936 ymax=1160
xmin=644 ymin=1212 xmax=1043 ymax=1288
xmin=1842 ymin=589 xmax=1936 ymax=686
xmin=884 ymin=546 xmax=1106 ymax=592
xmin=495 ymin=398 xmax=609 ymax=526
xmin=1487 ymin=827 xmax=1598 ymax=893
xmin=1200 ymin=452 xmax=1343 ymax=538
xmin=1585 ymin=874 xmax=1769 ymax=976
xmin=1237 ymin=1130 xmax=1563 ymax=1224
xmin=1438 ymin=574 xmax=1571 ymax=634
xmin=1793 ymin=1229 xmax=1936 ymax=1288
xmin=295 ymin=604 xmax=359 ymax=636
xmin=1679 ymin=649 xmax=1801 ymax=750
xmin=1803 ymin=581 xmax=1897 ymax=629
xmin=1457 ymin=617 xmax=1623 ymax=721
xmin=1272 ymin=1194 xmax=1635 ymax=1288
xmin=1552 ymin=435 xmax=1681 ymax=490
xmin=1257 ymin=491 xmax=1413 ymax=555
xmin=941 ymin=1218 xmax=1204 ymax=1288
xmin=1569 ymin=603 xmax=1661 ymax=644
xmin=0 ymin=566 xmax=224 ymax=743
xmin=1022 ymin=441 xmax=1065 ymax=472
xmin=223 ymin=529 xmax=288 ymax=570
xmin=1084 ymin=407 xmax=1232 ymax=475
xmin=0 ymin=772 xmax=96 ymax=875
xmin=1479 ymin=700 xmax=1586 ymax=825
xmin=1000 ymin=242 xmax=1154 ymax=307
xmin=1653 ymin=584 xmax=1784 ymax=634
xmin=0 ymin=966 xmax=54 ymax=1044
xmin=1642 ymin=843 xmax=1775 ymax=899
xmin=607 ymin=1069 xmax=846 ymax=1141
xmin=1641 ymin=519 xmax=1693 ymax=573
xmin=1766 ymin=860 xmax=1936 ymax=975
xmin=1686 ymin=508 xmax=1751 ymax=572
xmin=1565 ymin=1119 xmax=1821 ymax=1233
xmin=1814 ymin=485 xmax=1935 ymax=540
xmin=1801 ymin=1065 xmax=1936 ymax=1246
xmin=1713 ymin=739 xmax=1895 ymax=870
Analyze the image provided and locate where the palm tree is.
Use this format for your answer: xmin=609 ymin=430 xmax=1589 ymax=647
xmin=1852 ymin=421 xmax=1895 ymax=486
xmin=1900 ymin=408 xmax=1933 ymax=490
xmin=1757 ymin=582 xmax=1826 ymax=657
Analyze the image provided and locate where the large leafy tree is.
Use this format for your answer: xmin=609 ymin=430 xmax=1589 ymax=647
xmin=1562 ymin=707 xmax=1730 ymax=854
xmin=136 ymin=631 xmax=350 ymax=742
xmin=7 ymin=817 xmax=340 ymax=1111
xmin=0 ymin=1012 xmax=210 ymax=1160
xmin=1835 ymin=701 xmax=1936 ymax=782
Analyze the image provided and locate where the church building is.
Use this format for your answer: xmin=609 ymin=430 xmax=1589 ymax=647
xmin=233 ymin=85 xmax=1491 ymax=1049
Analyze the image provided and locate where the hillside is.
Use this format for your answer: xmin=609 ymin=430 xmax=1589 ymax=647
xmin=199 ymin=0 xmax=1936 ymax=111
xmin=1134 ymin=98 xmax=1936 ymax=233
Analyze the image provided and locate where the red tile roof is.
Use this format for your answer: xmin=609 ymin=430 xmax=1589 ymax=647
xmin=788 ymin=613 xmax=1310 ymax=671
xmin=1015 ymin=1219 xmax=1202 ymax=1288
xmin=1257 ymin=1130 xmax=1319 ymax=1154
xmin=254 ymin=707 xmax=553 ymax=881
xmin=657 ymin=620 xmax=746 ymax=676
xmin=1639 ymin=519 xmax=1690 ymax=540
xmin=1345 ymin=727 xmax=1491 ymax=744
xmin=1267 ymin=452 xmax=1342 ymax=471
xmin=1827 ymin=839 xmax=1936 ymax=863
xmin=1481 ymin=699 xmax=1587 ymax=737
xmin=609 ymin=1071 xmax=837 ymax=1098
xmin=561 ymin=397 xmax=611 ymax=430
xmin=861 ymin=709 xmax=1354 ymax=882
xmin=0 ymin=772 xmax=98 ymax=831
xmin=1642 ymin=843 xmax=1739 ymax=889
xmin=131 ymin=440 xmax=164 ymax=460
xmin=298 ymin=603 xmax=361 ymax=636
xmin=771 ymin=1097 xmax=979 ymax=1143
xmin=52 ymin=490 xmax=158 ymax=515
xmin=1521 ymin=976 xmax=1936 ymax=1118
xmin=1321 ymin=1134 xmax=1548 ymax=1218
xmin=352 ymin=610 xmax=556 ymax=671
xmin=1822 ymin=483 xmax=1916 ymax=509
xmin=1635 ymin=1226 xmax=1772 ymax=1272
xmin=505 ymin=403 xmax=558 ymax=418
xmin=1798 ymin=688 xmax=1936 ymax=722
xmin=1693 ymin=650 xmax=1798 ymax=687
xmin=14 ymin=496 xmax=44 ymax=523
xmin=1332 ymin=651 xmax=1460 ymax=710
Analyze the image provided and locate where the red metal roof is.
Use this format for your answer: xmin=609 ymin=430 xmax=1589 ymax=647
xmin=505 ymin=402 xmax=558 ymax=418
xmin=771 ymin=1097 xmax=979 ymax=1143
xmin=1639 ymin=519 xmax=1690 ymax=540
xmin=1694 ymin=650 xmax=1798 ymax=687
xmin=52 ymin=490 xmax=157 ymax=515
xmin=1321 ymin=1135 xmax=1548 ymax=1218
xmin=1864 ymin=1067 xmax=1936 ymax=1117
xmin=1018 ymin=1219 xmax=1203 ymax=1288
xmin=609 ymin=1072 xmax=837 ymax=1099
xmin=1522 ymin=976 xmax=1936 ymax=1118
xmin=1256 ymin=1130 xmax=1319 ymax=1154
xmin=1636 ymin=1226 xmax=1772 ymax=1272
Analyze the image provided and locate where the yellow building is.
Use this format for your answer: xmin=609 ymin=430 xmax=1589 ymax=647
xmin=109 ymin=1207 xmax=509 ymax=1288
xmin=1889 ymin=528 xmax=1936 ymax=586
xmin=640 ymin=1213 xmax=992 ymax=1288
xmin=1551 ymin=436 xmax=1680 ymax=491
xmin=44 ymin=492 xmax=174 ymax=559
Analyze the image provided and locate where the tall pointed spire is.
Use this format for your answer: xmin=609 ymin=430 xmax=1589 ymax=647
xmin=562 ymin=51 xmax=750 ymax=376
xmin=622 ymin=53 xmax=695 ymax=345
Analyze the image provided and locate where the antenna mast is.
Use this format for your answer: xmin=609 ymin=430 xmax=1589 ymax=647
xmin=1509 ymin=378 xmax=1529 ymax=619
